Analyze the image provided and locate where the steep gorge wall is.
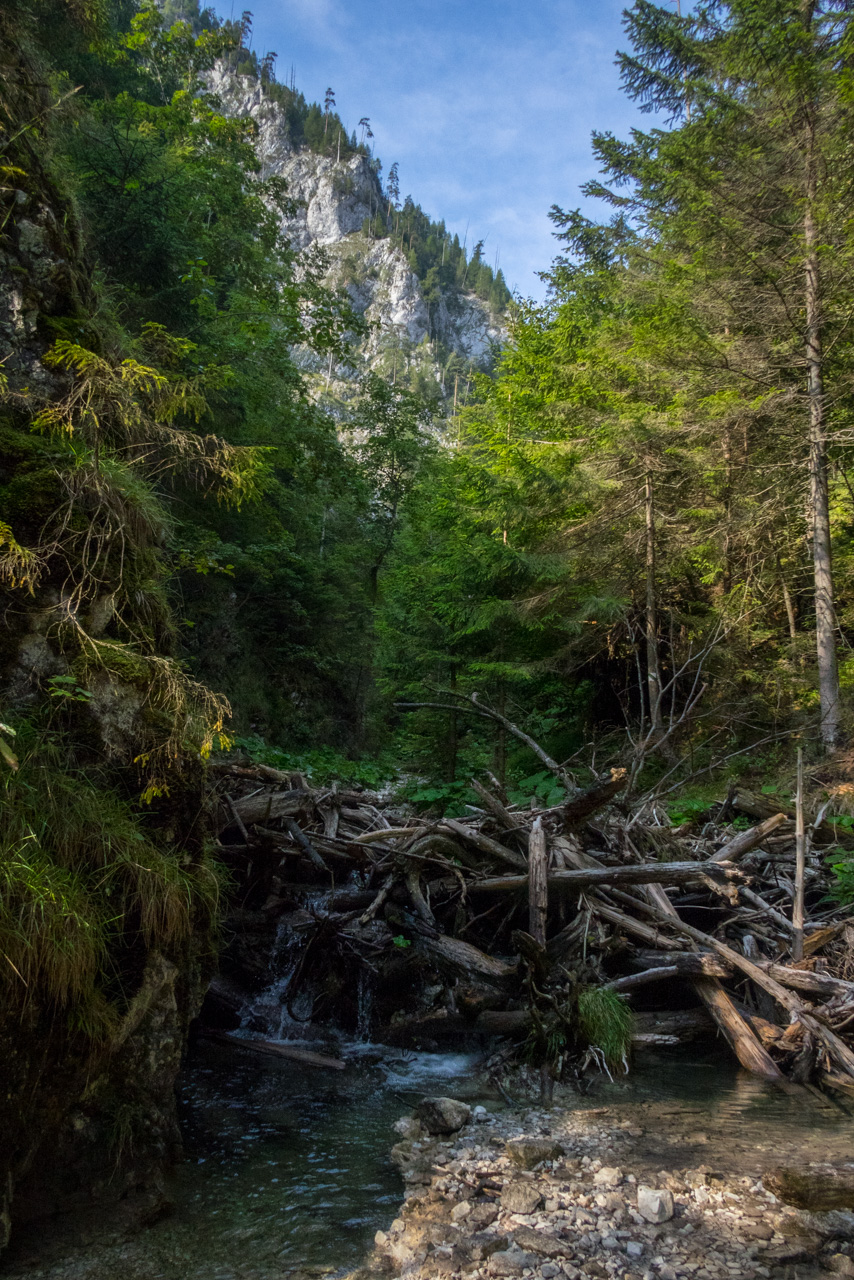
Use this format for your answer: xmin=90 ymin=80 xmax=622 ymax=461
xmin=206 ymin=66 xmax=507 ymax=388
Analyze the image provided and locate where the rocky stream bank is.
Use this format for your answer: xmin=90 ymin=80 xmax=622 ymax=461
xmin=370 ymin=1089 xmax=854 ymax=1280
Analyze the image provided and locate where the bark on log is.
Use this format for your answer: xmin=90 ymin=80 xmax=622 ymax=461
xmin=473 ymin=861 xmax=745 ymax=894
xmin=230 ymin=789 xmax=311 ymax=825
xmin=416 ymin=933 xmax=519 ymax=983
xmin=528 ymin=818 xmax=548 ymax=945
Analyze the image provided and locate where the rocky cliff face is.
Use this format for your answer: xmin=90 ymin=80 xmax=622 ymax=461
xmin=206 ymin=66 xmax=506 ymax=384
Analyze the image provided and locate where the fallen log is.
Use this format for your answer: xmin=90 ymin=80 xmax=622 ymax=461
xmin=641 ymin=881 xmax=784 ymax=1083
xmin=633 ymin=950 xmax=731 ymax=978
xmin=353 ymin=827 xmax=422 ymax=844
xmin=200 ymin=1029 xmax=346 ymax=1070
xmin=230 ymin=788 xmax=311 ymax=825
xmin=645 ymin=906 xmax=854 ymax=1081
xmin=416 ymin=932 xmax=519 ymax=984
xmin=440 ymin=819 xmax=527 ymax=871
xmin=588 ymin=899 xmax=684 ymax=950
xmin=282 ymin=816 xmax=329 ymax=874
xmin=604 ymin=966 xmax=681 ymax=993
xmin=470 ymin=779 xmax=521 ymax=834
xmin=710 ymin=812 xmax=790 ymax=863
xmin=472 ymin=861 xmax=746 ymax=894
xmin=634 ymin=950 xmax=854 ymax=999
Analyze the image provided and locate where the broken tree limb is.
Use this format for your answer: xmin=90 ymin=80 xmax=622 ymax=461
xmin=470 ymin=779 xmax=520 ymax=833
xmin=282 ymin=817 xmax=329 ymax=874
xmin=710 ymin=812 xmax=790 ymax=863
xmin=528 ymin=818 xmax=548 ymax=945
xmin=604 ymin=966 xmax=681 ymax=993
xmin=440 ymin=819 xmax=527 ymax=871
xmin=472 ymin=861 xmax=746 ymax=894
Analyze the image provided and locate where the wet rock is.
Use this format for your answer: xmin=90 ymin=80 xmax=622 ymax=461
xmin=637 ymin=1187 xmax=675 ymax=1224
xmin=506 ymin=1137 xmax=566 ymax=1170
xmin=416 ymin=1097 xmax=472 ymax=1135
xmin=487 ymin=1247 xmax=540 ymax=1275
xmin=473 ymin=1106 xmax=490 ymax=1123
xmin=500 ymin=1182 xmax=544 ymax=1215
xmin=512 ymin=1226 xmax=567 ymax=1258
xmin=764 ymin=1168 xmax=854 ymax=1213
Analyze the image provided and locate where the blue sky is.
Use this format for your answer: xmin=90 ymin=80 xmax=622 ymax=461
xmin=233 ymin=0 xmax=655 ymax=300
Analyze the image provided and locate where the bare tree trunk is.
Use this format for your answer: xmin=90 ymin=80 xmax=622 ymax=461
xmin=645 ymin=472 xmax=663 ymax=734
xmin=776 ymin=553 xmax=798 ymax=643
xmin=528 ymin=818 xmax=548 ymax=945
xmin=805 ymin=118 xmax=839 ymax=748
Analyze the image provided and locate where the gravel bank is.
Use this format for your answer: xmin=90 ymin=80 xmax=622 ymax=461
xmin=373 ymin=1096 xmax=854 ymax=1280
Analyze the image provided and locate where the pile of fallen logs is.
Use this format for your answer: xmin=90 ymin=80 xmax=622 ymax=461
xmin=210 ymin=752 xmax=854 ymax=1096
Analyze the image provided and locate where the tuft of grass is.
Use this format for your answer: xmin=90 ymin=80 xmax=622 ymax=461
xmin=577 ymin=986 xmax=634 ymax=1070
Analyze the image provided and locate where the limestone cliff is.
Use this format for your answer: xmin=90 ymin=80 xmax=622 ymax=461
xmin=205 ymin=66 xmax=507 ymax=393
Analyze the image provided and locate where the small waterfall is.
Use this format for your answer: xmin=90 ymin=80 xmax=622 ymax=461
xmin=356 ymin=967 xmax=374 ymax=1042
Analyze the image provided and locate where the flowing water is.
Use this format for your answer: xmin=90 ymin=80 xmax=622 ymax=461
xmin=6 ymin=1039 xmax=854 ymax=1280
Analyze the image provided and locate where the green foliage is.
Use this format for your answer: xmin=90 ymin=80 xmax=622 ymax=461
xmin=232 ymin=735 xmax=395 ymax=790
xmin=0 ymin=720 xmax=223 ymax=1037
xmin=576 ymin=986 xmax=633 ymax=1071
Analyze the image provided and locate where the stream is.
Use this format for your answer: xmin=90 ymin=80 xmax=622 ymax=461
xmin=5 ymin=1037 xmax=854 ymax=1280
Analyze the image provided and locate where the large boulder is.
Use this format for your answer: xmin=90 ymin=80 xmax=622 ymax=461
xmin=415 ymin=1096 xmax=471 ymax=1134
xmin=637 ymin=1185 xmax=675 ymax=1224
